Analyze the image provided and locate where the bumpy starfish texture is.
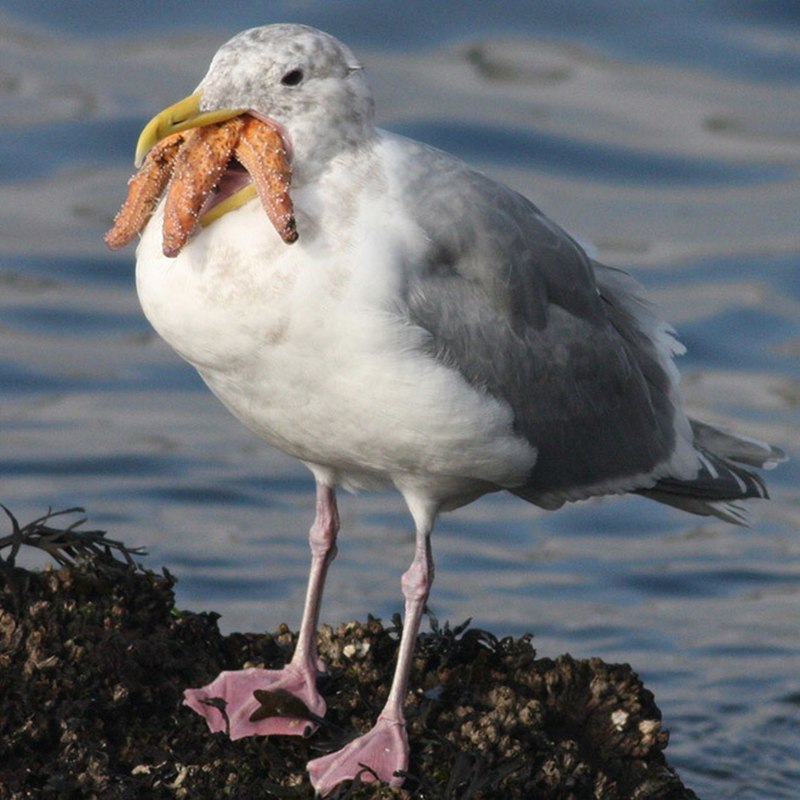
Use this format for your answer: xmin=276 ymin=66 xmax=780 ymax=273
xmin=233 ymin=116 xmax=297 ymax=247
xmin=104 ymin=132 xmax=185 ymax=252
xmin=161 ymin=119 xmax=244 ymax=256
xmin=105 ymin=115 xmax=297 ymax=257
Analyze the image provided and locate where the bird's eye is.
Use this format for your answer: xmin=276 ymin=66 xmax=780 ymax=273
xmin=281 ymin=69 xmax=304 ymax=86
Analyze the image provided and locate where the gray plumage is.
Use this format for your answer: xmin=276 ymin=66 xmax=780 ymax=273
xmin=395 ymin=136 xmax=784 ymax=522
xmin=134 ymin=26 xmax=788 ymax=792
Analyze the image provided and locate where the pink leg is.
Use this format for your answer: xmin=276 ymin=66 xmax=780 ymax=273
xmin=308 ymin=515 xmax=434 ymax=796
xmin=184 ymin=481 xmax=339 ymax=739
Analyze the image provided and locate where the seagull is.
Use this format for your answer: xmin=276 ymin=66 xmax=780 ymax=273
xmin=120 ymin=23 xmax=785 ymax=795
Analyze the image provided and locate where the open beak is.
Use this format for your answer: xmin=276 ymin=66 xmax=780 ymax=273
xmin=106 ymin=91 xmax=296 ymax=252
xmin=134 ymin=92 xmax=261 ymax=230
xmin=135 ymin=93 xmax=246 ymax=167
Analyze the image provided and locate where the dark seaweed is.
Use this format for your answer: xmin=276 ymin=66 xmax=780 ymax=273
xmin=0 ymin=508 xmax=698 ymax=799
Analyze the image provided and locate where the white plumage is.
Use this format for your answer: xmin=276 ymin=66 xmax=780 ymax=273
xmin=129 ymin=23 xmax=784 ymax=795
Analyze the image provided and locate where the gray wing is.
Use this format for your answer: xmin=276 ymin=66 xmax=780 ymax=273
xmin=395 ymin=138 xmax=681 ymax=503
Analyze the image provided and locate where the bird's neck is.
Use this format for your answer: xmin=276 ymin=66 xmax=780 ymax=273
xmin=292 ymin=134 xmax=374 ymax=189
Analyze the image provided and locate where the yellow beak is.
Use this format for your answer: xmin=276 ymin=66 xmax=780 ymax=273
xmin=135 ymin=92 xmax=258 ymax=228
xmin=135 ymin=93 xmax=246 ymax=166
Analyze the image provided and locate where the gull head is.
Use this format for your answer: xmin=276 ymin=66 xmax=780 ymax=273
xmin=123 ymin=25 xmax=373 ymax=252
xmin=196 ymin=24 xmax=375 ymax=184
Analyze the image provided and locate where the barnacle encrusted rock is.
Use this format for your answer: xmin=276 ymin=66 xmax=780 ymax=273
xmin=0 ymin=559 xmax=697 ymax=799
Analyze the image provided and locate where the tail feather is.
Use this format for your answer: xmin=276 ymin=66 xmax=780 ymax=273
xmin=689 ymin=419 xmax=786 ymax=470
xmin=637 ymin=419 xmax=786 ymax=526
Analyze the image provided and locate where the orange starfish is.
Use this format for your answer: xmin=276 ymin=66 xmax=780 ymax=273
xmin=105 ymin=114 xmax=297 ymax=257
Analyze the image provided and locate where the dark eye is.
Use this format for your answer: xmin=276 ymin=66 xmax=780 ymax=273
xmin=281 ymin=69 xmax=304 ymax=86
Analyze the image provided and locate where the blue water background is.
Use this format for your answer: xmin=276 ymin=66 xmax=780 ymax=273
xmin=1 ymin=2 xmax=799 ymax=797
